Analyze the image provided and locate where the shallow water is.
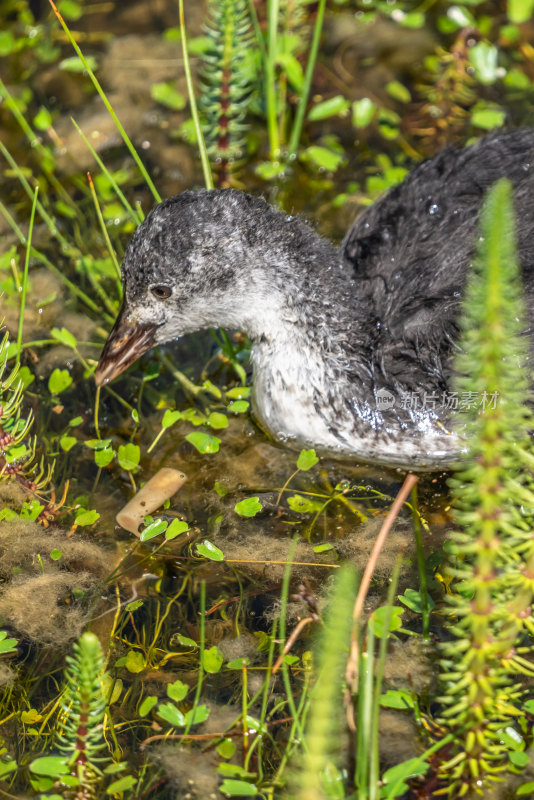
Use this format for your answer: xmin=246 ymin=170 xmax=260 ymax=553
xmin=1 ymin=1 xmax=531 ymax=797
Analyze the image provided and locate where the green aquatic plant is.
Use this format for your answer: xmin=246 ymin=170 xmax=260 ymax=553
xmin=438 ymin=179 xmax=534 ymax=795
xmin=199 ymin=0 xmax=254 ymax=185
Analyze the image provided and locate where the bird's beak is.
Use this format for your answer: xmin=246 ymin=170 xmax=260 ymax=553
xmin=94 ymin=305 xmax=159 ymax=386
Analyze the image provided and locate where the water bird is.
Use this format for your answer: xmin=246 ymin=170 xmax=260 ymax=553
xmin=95 ymin=129 xmax=534 ymax=469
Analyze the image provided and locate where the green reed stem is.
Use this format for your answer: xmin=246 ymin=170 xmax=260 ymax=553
xmin=266 ymin=0 xmax=281 ymax=160
xmin=71 ymin=118 xmax=141 ymax=225
xmin=178 ymin=0 xmax=214 ymax=190
xmin=369 ymin=555 xmax=402 ymax=800
xmin=48 ymin=0 xmax=161 ymax=202
xmin=287 ymin=0 xmax=327 ymax=159
xmin=87 ymin=172 xmax=122 ymax=288
xmin=16 ymin=188 xmax=39 ymax=362
xmin=279 ymin=538 xmax=307 ymax=745
xmin=247 ymin=0 xmax=266 ymax=73
xmin=410 ymin=484 xmax=430 ymax=641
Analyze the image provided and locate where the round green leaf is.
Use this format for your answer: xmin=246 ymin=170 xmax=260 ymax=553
xmin=30 ymin=757 xmax=69 ymax=777
xmin=165 ymin=518 xmax=189 ymax=540
xmin=234 ymin=497 xmax=262 ymax=517
xmin=296 ymin=449 xmax=319 ymax=471
xmin=202 ymin=645 xmax=224 ymax=674
xmin=196 ymin=539 xmax=224 ymax=561
xmin=117 ymin=443 xmax=140 ymax=471
xmin=48 ymin=368 xmax=72 ymax=395
xmin=75 ymin=508 xmax=100 ymax=526
xmin=60 ymin=435 xmax=76 ymax=452
xmin=140 ymin=518 xmax=168 ymax=542
xmin=219 ymin=779 xmax=258 ymax=797
xmin=308 ymin=95 xmax=350 ymax=121
xmin=208 ymin=411 xmax=228 ymax=429
xmin=139 ymin=696 xmax=158 ymax=717
xmin=157 ymin=701 xmax=186 ymax=727
xmin=186 ymin=431 xmax=221 ymax=453
xmin=151 ymin=81 xmax=187 ymax=110
xmin=167 ymin=680 xmax=189 ymax=702
xmin=162 ymin=409 xmax=181 ymax=428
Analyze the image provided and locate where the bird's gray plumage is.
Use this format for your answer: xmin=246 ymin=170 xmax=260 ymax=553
xmin=96 ymin=128 xmax=534 ymax=469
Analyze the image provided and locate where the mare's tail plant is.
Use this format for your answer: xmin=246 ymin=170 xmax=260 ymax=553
xmin=290 ymin=564 xmax=358 ymax=800
xmin=55 ymin=633 xmax=108 ymax=789
xmin=438 ymin=179 xmax=534 ymax=795
xmin=199 ymin=0 xmax=255 ymax=186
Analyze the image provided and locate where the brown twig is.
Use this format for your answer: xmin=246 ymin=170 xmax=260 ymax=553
xmin=345 ymin=472 xmax=419 ymax=720
xmin=271 ymin=616 xmax=315 ymax=676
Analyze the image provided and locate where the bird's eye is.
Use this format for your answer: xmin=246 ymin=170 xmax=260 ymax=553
xmin=151 ymin=285 xmax=172 ymax=300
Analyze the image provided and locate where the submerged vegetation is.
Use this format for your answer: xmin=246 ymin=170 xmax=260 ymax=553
xmin=1 ymin=0 xmax=534 ymax=798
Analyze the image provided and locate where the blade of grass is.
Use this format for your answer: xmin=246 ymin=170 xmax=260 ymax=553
xmin=178 ymin=0 xmax=213 ymax=190
xmin=287 ymin=0 xmax=327 ymax=160
xmin=87 ymin=172 xmax=122 ymax=289
xmin=0 ymin=77 xmax=76 ymax=209
xmin=0 ymin=200 xmax=111 ymax=321
xmin=411 ymin=483 xmax=430 ymax=641
xmin=266 ymin=0 xmax=281 ymax=160
xmin=48 ymin=0 xmax=161 ymax=203
xmin=369 ymin=554 xmax=403 ymax=800
xmin=16 ymin=188 xmax=39 ymax=363
xmin=71 ymin=118 xmax=141 ymax=225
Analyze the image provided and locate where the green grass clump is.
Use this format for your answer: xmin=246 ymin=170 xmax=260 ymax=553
xmin=438 ymin=179 xmax=534 ymax=794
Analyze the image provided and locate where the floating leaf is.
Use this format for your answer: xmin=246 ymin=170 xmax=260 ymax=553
xmin=226 ymin=386 xmax=251 ymax=400
xmin=368 ymin=606 xmax=404 ymax=638
xmin=386 ymin=80 xmax=411 ymax=103
xmin=469 ymin=42 xmax=499 ymax=85
xmin=0 ymin=31 xmax=16 ymax=56
xmin=352 ymin=97 xmax=376 ymax=128
xmin=49 ymin=549 xmax=62 ymax=561
xmin=202 ymin=645 xmax=224 ymax=674
xmin=106 ymin=776 xmax=137 ymax=794
xmin=308 ymin=95 xmax=350 ymax=121
xmin=151 ymin=81 xmax=187 ymax=110
xmin=196 ymin=539 xmax=224 ymax=561
xmin=216 ymin=738 xmax=236 ymax=759
xmin=380 ymin=689 xmax=415 ymax=710
xmin=48 ymin=368 xmax=72 ymax=394
xmin=75 ymin=508 xmax=100 ymax=526
xmin=125 ymin=650 xmax=146 ymax=674
xmin=162 ymin=409 xmax=181 ymax=428
xmin=140 ymin=518 xmax=168 ymax=542
xmin=60 ymin=435 xmax=76 ymax=452
xmin=234 ymin=497 xmax=262 ymax=517
xmin=297 ymin=449 xmax=319 ymax=471
xmin=208 ymin=411 xmax=228 ymax=429
xmin=33 ymin=107 xmax=52 ymax=130
xmin=95 ymin=446 xmax=114 ymax=467
xmin=139 ymin=696 xmax=158 ymax=717
xmin=60 ymin=55 xmax=98 ymax=72
xmin=0 ymin=631 xmax=18 ymax=654
xmin=228 ymin=400 xmax=249 ymax=414
xmin=117 ymin=443 xmax=140 ymax=471
xmin=313 ymin=543 xmax=334 ymax=554
xmin=287 ymin=494 xmax=323 ymax=514
xmin=157 ymin=701 xmax=186 ymax=727
xmin=167 ymin=680 xmax=189 ymax=702
xmin=471 ymin=106 xmax=506 ymax=130
xmin=30 ymin=757 xmax=69 ymax=777
xmin=302 ymin=145 xmax=345 ymax=172
xmin=186 ymin=431 xmax=221 ymax=453
xmin=184 ymin=704 xmax=210 ymax=725
xmin=219 ymin=779 xmax=258 ymax=797
xmin=165 ymin=519 xmax=189 ymax=540
xmin=508 ymin=0 xmax=534 ymax=23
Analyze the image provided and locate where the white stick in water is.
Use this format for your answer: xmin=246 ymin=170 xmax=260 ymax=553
xmin=116 ymin=468 xmax=187 ymax=535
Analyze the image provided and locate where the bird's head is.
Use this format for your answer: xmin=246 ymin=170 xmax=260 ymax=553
xmin=95 ymin=189 xmax=283 ymax=386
